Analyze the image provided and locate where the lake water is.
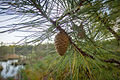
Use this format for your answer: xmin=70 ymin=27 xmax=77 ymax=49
xmin=0 ymin=60 xmax=24 ymax=79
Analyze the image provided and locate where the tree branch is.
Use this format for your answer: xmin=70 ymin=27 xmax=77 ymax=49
xmin=103 ymin=59 xmax=120 ymax=65
xmin=29 ymin=0 xmax=120 ymax=66
xmin=30 ymin=0 xmax=94 ymax=59
xmin=97 ymin=13 xmax=120 ymax=42
xmin=87 ymin=1 xmax=120 ymax=43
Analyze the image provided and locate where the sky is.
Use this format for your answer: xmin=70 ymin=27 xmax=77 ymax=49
xmin=0 ymin=0 xmax=60 ymax=45
xmin=0 ymin=15 xmax=32 ymax=44
xmin=0 ymin=15 xmax=54 ymax=45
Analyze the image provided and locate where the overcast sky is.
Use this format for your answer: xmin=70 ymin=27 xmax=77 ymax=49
xmin=0 ymin=15 xmax=32 ymax=44
xmin=0 ymin=15 xmax=54 ymax=45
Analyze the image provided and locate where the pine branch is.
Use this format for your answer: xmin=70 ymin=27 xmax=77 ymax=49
xmin=57 ymin=1 xmax=84 ymax=21
xmin=103 ymin=59 xmax=120 ymax=65
xmin=71 ymin=41 xmax=94 ymax=59
xmin=87 ymin=1 xmax=120 ymax=43
xmin=30 ymin=0 xmax=94 ymax=59
xmin=96 ymin=13 xmax=120 ymax=42
xmin=30 ymin=0 xmax=119 ymax=63
xmin=0 ymin=26 xmax=29 ymax=33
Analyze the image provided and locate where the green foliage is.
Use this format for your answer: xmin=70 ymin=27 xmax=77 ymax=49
xmin=20 ymin=44 xmax=120 ymax=80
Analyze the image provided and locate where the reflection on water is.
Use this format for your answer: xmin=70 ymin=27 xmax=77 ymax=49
xmin=0 ymin=60 xmax=24 ymax=78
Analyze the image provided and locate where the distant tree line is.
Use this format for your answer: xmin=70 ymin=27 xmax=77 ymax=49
xmin=0 ymin=43 xmax=55 ymax=56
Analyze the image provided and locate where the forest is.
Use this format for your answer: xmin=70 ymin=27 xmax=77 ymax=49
xmin=0 ymin=0 xmax=120 ymax=80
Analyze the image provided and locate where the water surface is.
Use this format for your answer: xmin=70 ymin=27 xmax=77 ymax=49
xmin=0 ymin=60 xmax=24 ymax=78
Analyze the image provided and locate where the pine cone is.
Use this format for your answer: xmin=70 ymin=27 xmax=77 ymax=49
xmin=54 ymin=32 xmax=69 ymax=56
